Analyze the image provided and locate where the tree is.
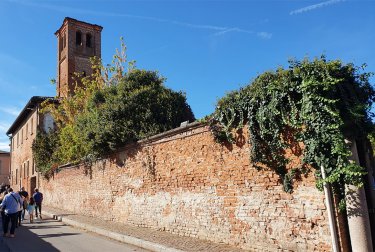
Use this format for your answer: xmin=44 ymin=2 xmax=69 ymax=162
xmin=33 ymin=40 xmax=195 ymax=173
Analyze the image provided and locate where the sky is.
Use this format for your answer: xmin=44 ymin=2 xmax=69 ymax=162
xmin=0 ymin=0 xmax=374 ymax=151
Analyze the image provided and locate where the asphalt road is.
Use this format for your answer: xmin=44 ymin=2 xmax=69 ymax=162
xmin=0 ymin=216 xmax=150 ymax=252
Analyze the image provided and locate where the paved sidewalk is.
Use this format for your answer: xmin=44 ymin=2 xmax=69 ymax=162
xmin=42 ymin=205 xmax=244 ymax=252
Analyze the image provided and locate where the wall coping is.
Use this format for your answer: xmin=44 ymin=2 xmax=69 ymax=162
xmin=58 ymin=121 xmax=207 ymax=169
xmin=138 ymin=121 xmax=205 ymax=144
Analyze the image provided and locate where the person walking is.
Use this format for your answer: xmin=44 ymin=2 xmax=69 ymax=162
xmin=33 ymin=188 xmax=43 ymax=219
xmin=0 ymin=188 xmax=22 ymax=238
xmin=27 ymin=197 xmax=36 ymax=223
xmin=16 ymin=191 xmax=24 ymax=227
xmin=0 ymin=188 xmax=9 ymax=234
xmin=19 ymin=187 xmax=29 ymax=221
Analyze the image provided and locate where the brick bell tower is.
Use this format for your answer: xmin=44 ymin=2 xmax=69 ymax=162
xmin=55 ymin=17 xmax=103 ymax=97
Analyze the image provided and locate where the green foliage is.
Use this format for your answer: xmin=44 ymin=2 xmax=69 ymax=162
xmin=33 ymin=40 xmax=195 ymax=174
xmin=74 ymin=69 xmax=195 ymax=158
xmin=210 ymin=56 xmax=374 ymax=206
xmin=368 ymin=130 xmax=375 ymax=156
xmin=32 ymin=130 xmax=59 ymax=176
xmin=283 ymin=169 xmax=297 ymax=193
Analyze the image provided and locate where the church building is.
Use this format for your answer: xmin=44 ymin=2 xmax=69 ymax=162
xmin=6 ymin=18 xmax=103 ymax=193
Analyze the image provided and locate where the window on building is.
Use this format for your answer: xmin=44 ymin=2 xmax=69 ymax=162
xmin=21 ymin=128 xmax=23 ymax=144
xmin=76 ymin=31 xmax=82 ymax=46
xmin=59 ymin=36 xmax=63 ymax=52
xmin=24 ymin=163 xmax=26 ymax=178
xmin=32 ymin=159 xmax=35 ymax=175
xmin=86 ymin=33 xmax=92 ymax=48
xmin=16 ymin=169 xmax=18 ymax=184
xmin=27 ymin=160 xmax=30 ymax=177
xmin=17 ymin=133 xmax=19 ymax=147
xmin=26 ymin=123 xmax=28 ymax=139
xmin=31 ymin=118 xmax=34 ymax=135
xmin=63 ymin=33 xmax=66 ymax=48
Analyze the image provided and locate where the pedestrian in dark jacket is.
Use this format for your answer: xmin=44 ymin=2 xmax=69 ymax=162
xmin=0 ymin=188 xmax=9 ymax=234
xmin=19 ymin=187 xmax=29 ymax=221
xmin=16 ymin=191 xmax=23 ymax=227
xmin=33 ymin=188 xmax=43 ymax=219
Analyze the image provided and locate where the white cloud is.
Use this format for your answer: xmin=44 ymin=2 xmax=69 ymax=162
xmin=0 ymin=123 xmax=10 ymax=132
xmin=0 ymin=141 xmax=10 ymax=152
xmin=213 ymin=27 xmax=257 ymax=37
xmin=213 ymin=28 xmax=239 ymax=36
xmin=257 ymin=32 xmax=272 ymax=39
xmin=0 ymin=52 xmax=34 ymax=71
xmin=7 ymin=0 xmax=271 ymax=39
xmin=0 ymin=123 xmax=11 ymax=151
xmin=0 ymin=107 xmax=20 ymax=116
xmin=290 ymin=0 xmax=344 ymax=15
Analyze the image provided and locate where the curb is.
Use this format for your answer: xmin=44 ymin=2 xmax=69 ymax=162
xmin=43 ymin=210 xmax=184 ymax=252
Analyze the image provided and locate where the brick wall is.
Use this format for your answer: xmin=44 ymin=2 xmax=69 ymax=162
xmin=0 ymin=153 xmax=10 ymax=185
xmin=10 ymin=109 xmax=39 ymax=192
xmin=41 ymin=124 xmax=332 ymax=251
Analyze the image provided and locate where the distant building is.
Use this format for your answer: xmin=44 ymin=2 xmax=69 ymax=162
xmin=0 ymin=150 xmax=10 ymax=185
xmin=6 ymin=17 xmax=102 ymax=192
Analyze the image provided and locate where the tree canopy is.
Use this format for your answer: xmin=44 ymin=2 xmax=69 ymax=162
xmin=32 ymin=42 xmax=195 ymax=176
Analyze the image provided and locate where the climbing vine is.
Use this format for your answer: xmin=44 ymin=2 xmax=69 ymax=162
xmin=32 ymin=130 xmax=59 ymax=177
xmin=210 ymin=56 xmax=374 ymax=209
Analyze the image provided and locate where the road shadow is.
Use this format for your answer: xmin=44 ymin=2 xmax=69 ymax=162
xmin=0 ymin=217 xmax=79 ymax=251
xmin=27 ymin=224 xmax=68 ymax=229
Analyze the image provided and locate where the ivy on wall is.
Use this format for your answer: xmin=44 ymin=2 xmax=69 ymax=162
xmin=210 ymin=56 xmax=374 ymax=209
xmin=32 ymin=130 xmax=59 ymax=176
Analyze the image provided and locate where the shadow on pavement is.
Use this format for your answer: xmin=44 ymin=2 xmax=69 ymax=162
xmin=59 ymin=214 xmax=76 ymax=217
xmin=28 ymin=225 xmax=68 ymax=229
xmin=0 ymin=217 xmax=78 ymax=252
xmin=37 ymin=232 xmax=79 ymax=238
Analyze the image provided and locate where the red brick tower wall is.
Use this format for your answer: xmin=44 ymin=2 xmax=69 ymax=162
xmin=55 ymin=17 xmax=102 ymax=98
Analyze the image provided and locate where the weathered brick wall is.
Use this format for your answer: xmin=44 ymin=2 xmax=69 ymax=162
xmin=0 ymin=153 xmax=10 ymax=185
xmin=56 ymin=18 xmax=102 ymax=97
xmin=41 ymin=124 xmax=331 ymax=251
xmin=10 ymin=109 xmax=39 ymax=192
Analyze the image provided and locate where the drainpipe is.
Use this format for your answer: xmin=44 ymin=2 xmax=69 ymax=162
xmin=345 ymin=139 xmax=373 ymax=252
xmin=6 ymin=133 xmax=12 ymax=186
xmin=36 ymin=105 xmax=40 ymax=189
xmin=363 ymin=142 xmax=375 ymax=249
xmin=320 ymin=165 xmax=340 ymax=252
